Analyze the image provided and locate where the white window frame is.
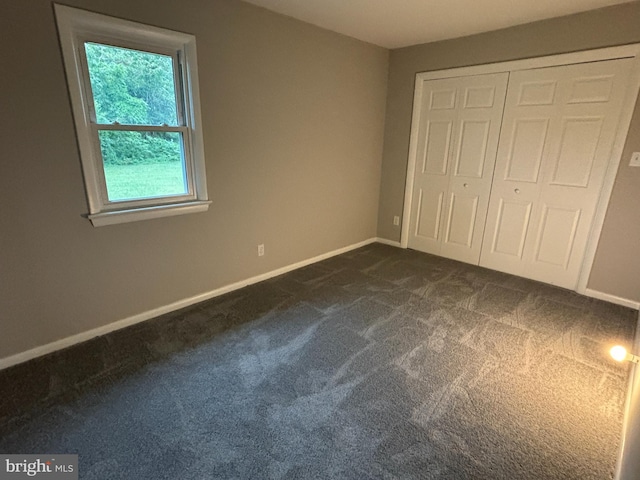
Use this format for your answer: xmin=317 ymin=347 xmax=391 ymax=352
xmin=55 ymin=4 xmax=210 ymax=226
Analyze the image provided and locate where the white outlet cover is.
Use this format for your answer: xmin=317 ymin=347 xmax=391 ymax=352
xmin=630 ymin=152 xmax=640 ymax=167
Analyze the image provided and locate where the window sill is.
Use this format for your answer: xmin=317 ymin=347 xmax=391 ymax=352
xmin=87 ymin=200 xmax=211 ymax=227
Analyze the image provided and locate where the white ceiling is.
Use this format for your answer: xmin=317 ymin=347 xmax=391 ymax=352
xmin=241 ymin=0 xmax=634 ymax=49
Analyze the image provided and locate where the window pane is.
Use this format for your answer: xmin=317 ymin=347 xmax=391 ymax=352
xmin=85 ymin=43 xmax=179 ymax=126
xmin=98 ymin=130 xmax=188 ymax=201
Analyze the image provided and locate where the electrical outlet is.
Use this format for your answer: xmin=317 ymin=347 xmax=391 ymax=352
xmin=393 ymin=216 xmax=400 ymax=226
xmin=630 ymin=152 xmax=640 ymax=167
xmin=257 ymin=244 xmax=265 ymax=257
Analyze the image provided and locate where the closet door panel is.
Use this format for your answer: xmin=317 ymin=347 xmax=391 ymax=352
xmin=408 ymin=72 xmax=508 ymax=264
xmin=408 ymin=80 xmax=457 ymax=255
xmin=484 ymin=198 xmax=533 ymax=274
xmin=481 ymin=58 xmax=634 ymax=288
xmin=441 ymin=75 xmax=508 ymax=264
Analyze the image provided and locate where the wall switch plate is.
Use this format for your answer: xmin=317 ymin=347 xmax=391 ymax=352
xmin=257 ymin=244 xmax=264 ymax=256
xmin=393 ymin=216 xmax=400 ymax=226
xmin=630 ymin=152 xmax=640 ymax=167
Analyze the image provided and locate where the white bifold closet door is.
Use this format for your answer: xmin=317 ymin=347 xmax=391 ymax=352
xmin=480 ymin=58 xmax=634 ymax=289
xmin=408 ymin=73 xmax=508 ymax=264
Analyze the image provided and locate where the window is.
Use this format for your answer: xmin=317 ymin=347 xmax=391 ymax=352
xmin=55 ymin=5 xmax=209 ymax=226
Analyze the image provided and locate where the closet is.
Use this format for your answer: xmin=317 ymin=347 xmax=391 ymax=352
xmin=405 ymin=54 xmax=636 ymax=290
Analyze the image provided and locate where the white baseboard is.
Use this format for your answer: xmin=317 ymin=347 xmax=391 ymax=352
xmin=0 ymin=237 xmax=380 ymax=371
xmin=584 ymin=289 xmax=640 ymax=310
xmin=374 ymin=237 xmax=402 ymax=248
xmin=373 ymin=242 xmax=638 ymax=310
xmin=18 ymin=238 xmax=630 ymax=372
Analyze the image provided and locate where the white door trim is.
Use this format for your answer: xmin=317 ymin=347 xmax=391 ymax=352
xmin=401 ymin=43 xmax=640 ymax=295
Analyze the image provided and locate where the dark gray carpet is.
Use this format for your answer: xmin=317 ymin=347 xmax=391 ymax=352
xmin=0 ymin=243 xmax=636 ymax=479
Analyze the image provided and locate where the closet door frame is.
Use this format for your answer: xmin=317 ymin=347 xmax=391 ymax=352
xmin=400 ymin=44 xmax=640 ymax=296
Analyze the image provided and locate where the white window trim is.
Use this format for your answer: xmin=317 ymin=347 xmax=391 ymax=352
xmin=55 ymin=4 xmax=210 ymax=226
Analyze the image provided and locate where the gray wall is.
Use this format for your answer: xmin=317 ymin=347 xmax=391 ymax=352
xmin=0 ymin=0 xmax=388 ymax=359
xmin=590 ymin=94 xmax=640 ymax=302
xmin=377 ymin=2 xmax=640 ymax=303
